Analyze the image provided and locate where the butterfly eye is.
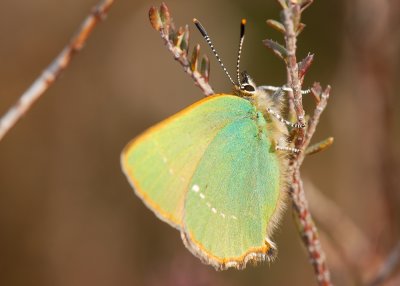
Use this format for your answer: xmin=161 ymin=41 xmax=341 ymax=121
xmin=239 ymin=72 xmax=257 ymax=93
xmin=241 ymin=84 xmax=256 ymax=92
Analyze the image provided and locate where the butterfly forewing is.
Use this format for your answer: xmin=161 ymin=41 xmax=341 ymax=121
xmin=121 ymin=95 xmax=257 ymax=228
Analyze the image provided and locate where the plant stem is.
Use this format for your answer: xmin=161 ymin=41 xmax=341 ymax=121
xmin=281 ymin=2 xmax=332 ymax=285
xmin=0 ymin=0 xmax=115 ymax=142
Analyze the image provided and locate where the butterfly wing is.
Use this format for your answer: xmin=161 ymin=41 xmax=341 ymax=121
xmin=121 ymin=95 xmax=258 ymax=228
xmin=182 ymin=108 xmax=284 ymax=270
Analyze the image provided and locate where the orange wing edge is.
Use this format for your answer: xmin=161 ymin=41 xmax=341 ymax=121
xmin=181 ymin=229 xmax=277 ymax=270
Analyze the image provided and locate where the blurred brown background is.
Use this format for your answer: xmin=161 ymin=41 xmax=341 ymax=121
xmin=0 ymin=0 xmax=399 ymax=285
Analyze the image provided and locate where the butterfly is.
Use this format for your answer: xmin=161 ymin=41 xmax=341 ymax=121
xmin=121 ymin=18 xmax=302 ymax=270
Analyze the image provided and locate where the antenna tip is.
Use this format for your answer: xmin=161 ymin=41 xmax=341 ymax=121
xmin=193 ymin=18 xmax=198 ymax=23
xmin=241 ymin=18 xmax=247 ymax=25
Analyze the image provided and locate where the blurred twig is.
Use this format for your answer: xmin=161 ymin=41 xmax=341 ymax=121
xmin=305 ymin=180 xmax=373 ymax=283
xmin=368 ymin=241 xmax=400 ymax=286
xmin=346 ymin=0 xmax=400 ymax=250
xmin=149 ymin=3 xmax=214 ymax=96
xmin=0 ymin=0 xmax=115 ymax=142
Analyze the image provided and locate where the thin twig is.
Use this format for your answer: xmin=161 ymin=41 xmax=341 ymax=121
xmin=149 ymin=4 xmax=214 ymax=96
xmin=290 ymin=172 xmax=331 ymax=285
xmin=294 ymin=88 xmax=331 ymax=286
xmin=299 ymin=84 xmax=330 ymax=164
xmin=158 ymin=29 xmax=214 ymax=96
xmin=368 ymin=241 xmax=400 ymax=286
xmin=0 ymin=0 xmax=115 ymax=142
xmin=280 ymin=2 xmax=332 ymax=285
xmin=282 ymin=5 xmax=306 ymax=142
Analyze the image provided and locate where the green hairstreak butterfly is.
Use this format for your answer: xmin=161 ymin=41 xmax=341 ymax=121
xmin=121 ymin=18 xmax=299 ymax=270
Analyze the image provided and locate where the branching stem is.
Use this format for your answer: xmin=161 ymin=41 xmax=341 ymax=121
xmin=281 ymin=3 xmax=332 ymax=286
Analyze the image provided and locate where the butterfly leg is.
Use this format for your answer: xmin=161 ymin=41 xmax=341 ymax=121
xmin=275 ymin=145 xmax=300 ymax=153
xmin=259 ymin=85 xmax=312 ymax=95
xmin=266 ymin=107 xmax=306 ymax=129
xmin=275 ymin=137 xmax=301 ymax=153
xmin=264 ymin=237 xmax=278 ymax=260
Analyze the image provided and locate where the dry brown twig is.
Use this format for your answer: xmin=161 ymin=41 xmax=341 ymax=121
xmin=150 ymin=1 xmax=332 ymax=285
xmin=266 ymin=1 xmax=332 ymax=285
xmin=0 ymin=0 xmax=115 ymax=142
xmin=149 ymin=3 xmax=214 ymax=96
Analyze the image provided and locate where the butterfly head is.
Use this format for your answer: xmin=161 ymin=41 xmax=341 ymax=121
xmin=234 ymin=71 xmax=258 ymax=97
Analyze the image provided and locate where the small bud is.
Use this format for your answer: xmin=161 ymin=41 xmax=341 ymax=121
xmin=277 ymin=0 xmax=288 ymax=9
xmin=174 ymin=26 xmax=184 ymax=48
xmin=200 ymin=55 xmax=210 ymax=82
xmin=160 ymin=3 xmax=171 ymax=32
xmin=300 ymin=0 xmax=314 ymax=12
xmin=306 ymin=137 xmax=334 ymax=155
xmin=180 ymin=25 xmax=190 ymax=54
xmin=149 ymin=6 xmax=162 ymax=31
xmin=263 ymin=39 xmax=288 ymax=60
xmin=323 ymin=85 xmax=331 ymax=99
xmin=291 ymin=5 xmax=301 ymax=31
xmin=266 ymin=19 xmax=286 ymax=34
xmin=190 ymin=44 xmax=200 ymax=72
xmin=296 ymin=23 xmax=306 ymax=36
xmin=311 ymin=82 xmax=323 ymax=103
xmin=298 ymin=53 xmax=314 ymax=79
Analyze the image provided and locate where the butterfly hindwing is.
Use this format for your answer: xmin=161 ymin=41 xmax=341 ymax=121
xmin=182 ymin=110 xmax=283 ymax=269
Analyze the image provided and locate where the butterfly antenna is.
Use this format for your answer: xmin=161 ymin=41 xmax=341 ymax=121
xmin=237 ymin=19 xmax=246 ymax=88
xmin=193 ymin=18 xmax=236 ymax=86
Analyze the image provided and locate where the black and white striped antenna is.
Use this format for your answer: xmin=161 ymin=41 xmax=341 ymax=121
xmin=236 ymin=19 xmax=246 ymax=88
xmin=194 ymin=18 xmax=245 ymax=87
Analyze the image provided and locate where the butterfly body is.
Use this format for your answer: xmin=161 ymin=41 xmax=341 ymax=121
xmin=121 ymin=86 xmax=290 ymax=270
